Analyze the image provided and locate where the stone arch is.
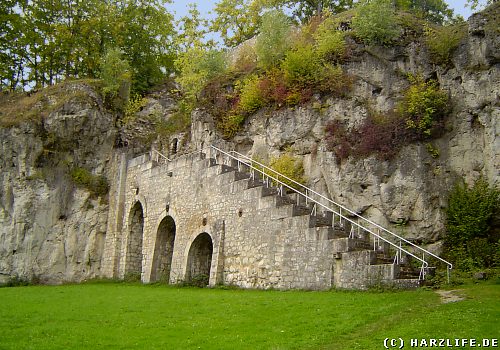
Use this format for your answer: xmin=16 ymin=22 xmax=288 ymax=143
xmin=185 ymin=232 xmax=213 ymax=286
xmin=150 ymin=215 xmax=176 ymax=283
xmin=124 ymin=201 xmax=144 ymax=278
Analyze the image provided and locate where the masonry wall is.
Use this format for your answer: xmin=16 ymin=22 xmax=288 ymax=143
xmin=102 ymin=151 xmax=405 ymax=290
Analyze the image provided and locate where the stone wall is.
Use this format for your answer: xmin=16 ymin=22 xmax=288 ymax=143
xmin=102 ymin=150 xmax=417 ymax=290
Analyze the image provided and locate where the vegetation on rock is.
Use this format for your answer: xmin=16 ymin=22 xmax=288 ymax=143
xmin=444 ymin=177 xmax=500 ymax=271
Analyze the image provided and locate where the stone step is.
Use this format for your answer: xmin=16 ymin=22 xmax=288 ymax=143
xmin=220 ymin=164 xmax=236 ymax=174
xmin=309 ymin=211 xmax=333 ymax=228
xmin=291 ymin=204 xmax=312 ymax=217
xmin=234 ymin=170 xmax=251 ymax=181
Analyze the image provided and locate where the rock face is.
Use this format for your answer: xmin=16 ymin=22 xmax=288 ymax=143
xmin=190 ymin=6 xmax=499 ymax=245
xmin=0 ymin=6 xmax=498 ymax=285
xmin=0 ymin=82 xmax=116 ymax=284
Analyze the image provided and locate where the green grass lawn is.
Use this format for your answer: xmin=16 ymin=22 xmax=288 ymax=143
xmin=0 ymin=282 xmax=498 ymax=349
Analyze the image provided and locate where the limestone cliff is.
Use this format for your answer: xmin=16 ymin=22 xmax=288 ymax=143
xmin=187 ymin=7 xmax=499 ymax=248
xmin=0 ymin=82 xmax=116 ymax=283
xmin=0 ymin=6 xmax=498 ymax=284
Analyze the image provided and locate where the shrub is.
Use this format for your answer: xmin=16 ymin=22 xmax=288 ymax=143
xmin=353 ymin=111 xmax=412 ymax=160
xmin=217 ymin=114 xmax=245 ymax=139
xmin=318 ymin=64 xmax=353 ymax=98
xmin=351 ymin=0 xmax=400 ymax=45
xmin=124 ymin=94 xmax=147 ymax=124
xmin=444 ymin=177 xmax=500 ymax=270
xmin=282 ymin=43 xmax=322 ymax=88
xmin=267 ymin=153 xmax=306 ymax=190
xmin=100 ymin=48 xmax=132 ymax=110
xmin=398 ymin=74 xmax=449 ymax=137
xmin=71 ymin=167 xmax=109 ymax=197
xmin=425 ymin=23 xmax=467 ymax=65
xmin=325 ymin=110 xmax=415 ymax=163
xmin=231 ymin=41 xmax=258 ymax=73
xmin=314 ymin=17 xmax=347 ymax=62
xmin=175 ymin=47 xmax=228 ymax=108
xmin=258 ymin=69 xmax=288 ymax=107
xmin=237 ymin=75 xmax=266 ymax=114
xmin=255 ymin=10 xmax=291 ymax=69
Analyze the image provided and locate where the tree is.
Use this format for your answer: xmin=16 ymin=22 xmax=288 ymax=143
xmin=210 ymin=0 xmax=261 ymax=47
xmin=175 ymin=3 xmax=213 ymax=52
xmin=255 ymin=10 xmax=292 ymax=68
xmin=395 ymin=0 xmax=454 ymax=24
xmin=100 ymin=48 xmax=132 ymax=109
xmin=1 ymin=0 xmax=176 ymax=93
xmin=254 ymin=0 xmax=355 ymax=22
xmin=467 ymin=0 xmax=497 ymax=10
xmin=116 ymin=0 xmax=176 ymax=93
xmin=351 ymin=0 xmax=400 ymax=45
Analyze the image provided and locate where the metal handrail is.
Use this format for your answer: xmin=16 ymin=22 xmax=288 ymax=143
xmin=151 ymin=149 xmax=172 ymax=163
xmin=210 ymin=145 xmax=431 ymax=280
xmin=230 ymin=150 xmax=452 ymax=280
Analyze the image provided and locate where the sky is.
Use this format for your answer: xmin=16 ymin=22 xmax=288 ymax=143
xmin=166 ymin=0 xmax=488 ymax=22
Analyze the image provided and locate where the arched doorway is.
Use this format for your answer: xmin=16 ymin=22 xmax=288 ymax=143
xmin=151 ymin=216 xmax=176 ymax=283
xmin=186 ymin=232 xmax=213 ymax=286
xmin=124 ymin=201 xmax=144 ymax=278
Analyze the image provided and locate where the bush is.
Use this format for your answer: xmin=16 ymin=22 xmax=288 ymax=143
xmin=217 ymin=114 xmax=245 ymax=139
xmin=255 ymin=10 xmax=291 ymax=69
xmin=237 ymin=75 xmax=266 ymax=114
xmin=444 ymin=177 xmax=500 ymax=270
xmin=71 ymin=167 xmax=109 ymax=197
xmin=282 ymin=44 xmax=322 ymax=88
xmin=124 ymin=94 xmax=147 ymax=124
xmin=266 ymin=153 xmax=306 ymax=190
xmin=175 ymin=47 xmax=228 ymax=110
xmin=398 ymin=74 xmax=449 ymax=137
xmin=425 ymin=23 xmax=467 ymax=65
xmin=231 ymin=41 xmax=258 ymax=73
xmin=352 ymin=0 xmax=400 ymax=45
xmin=318 ymin=64 xmax=353 ymax=98
xmin=314 ymin=17 xmax=347 ymax=62
xmin=100 ymin=48 xmax=132 ymax=110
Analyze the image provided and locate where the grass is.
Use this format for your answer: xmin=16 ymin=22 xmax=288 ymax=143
xmin=0 ymin=79 xmax=101 ymax=127
xmin=0 ymin=281 xmax=498 ymax=349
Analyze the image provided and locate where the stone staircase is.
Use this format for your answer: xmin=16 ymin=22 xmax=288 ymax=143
xmin=202 ymin=151 xmax=422 ymax=289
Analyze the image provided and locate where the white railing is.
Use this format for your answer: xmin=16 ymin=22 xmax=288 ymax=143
xmin=151 ymin=149 xmax=171 ymax=163
xmin=210 ymin=145 xmax=453 ymax=282
xmin=149 ymin=144 xmax=452 ymax=282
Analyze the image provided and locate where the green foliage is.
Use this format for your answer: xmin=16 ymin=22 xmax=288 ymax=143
xmin=256 ymin=0 xmax=355 ymax=23
xmin=424 ymin=23 xmax=467 ymax=65
xmin=123 ymin=94 xmax=148 ymax=124
xmin=352 ymin=0 xmax=401 ymax=45
xmin=236 ymin=75 xmax=266 ymax=114
xmin=70 ymin=167 xmax=109 ymax=197
xmin=210 ymin=0 xmax=260 ymax=47
xmin=175 ymin=3 xmax=212 ymax=52
xmin=217 ymin=114 xmax=246 ymax=139
xmin=399 ymin=74 xmax=449 ymax=137
xmin=395 ymin=0 xmax=454 ymax=24
xmin=282 ymin=44 xmax=322 ymax=87
xmin=426 ymin=142 xmax=440 ymax=158
xmin=314 ymin=17 xmax=347 ymax=62
xmin=100 ymin=48 xmax=131 ymax=110
xmin=175 ymin=48 xmax=227 ymax=108
xmin=1 ymin=0 xmax=175 ymax=93
xmin=267 ymin=153 xmax=306 ymax=189
xmin=445 ymin=177 xmax=500 ymax=270
xmin=255 ymin=10 xmax=292 ymax=69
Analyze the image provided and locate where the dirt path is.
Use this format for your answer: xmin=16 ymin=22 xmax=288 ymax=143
xmin=435 ymin=289 xmax=465 ymax=303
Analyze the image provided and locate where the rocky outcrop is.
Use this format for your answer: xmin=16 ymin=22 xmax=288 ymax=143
xmin=0 ymin=82 xmax=116 ymax=284
xmin=189 ymin=5 xmax=499 ymax=246
xmin=0 ymin=6 xmax=498 ymax=284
